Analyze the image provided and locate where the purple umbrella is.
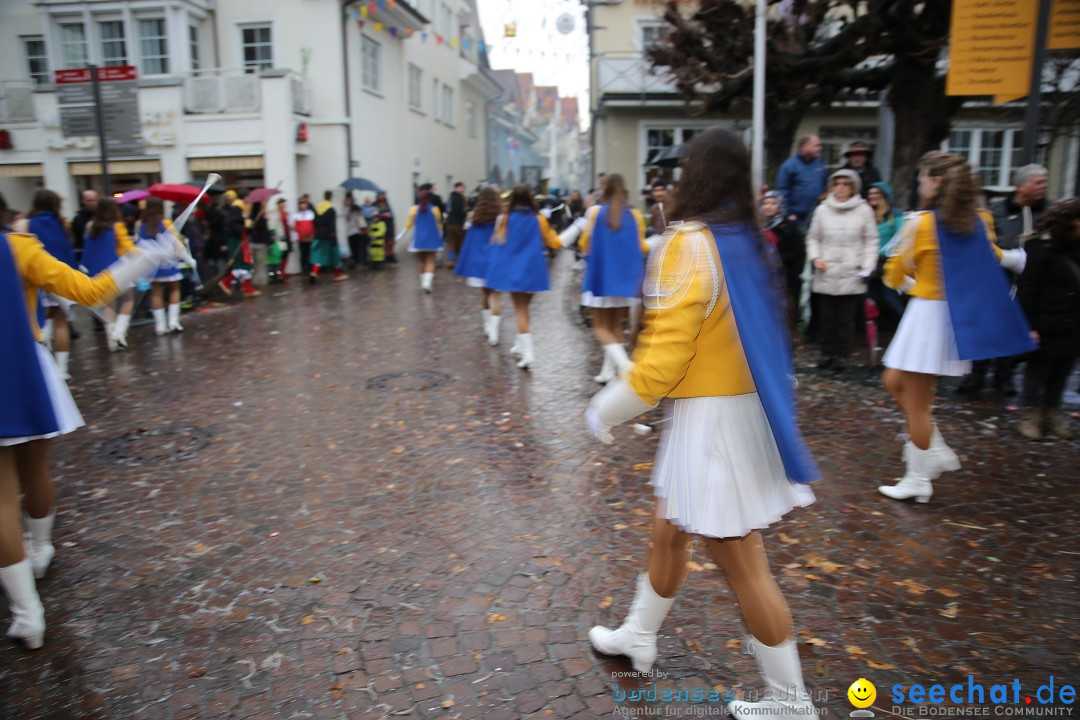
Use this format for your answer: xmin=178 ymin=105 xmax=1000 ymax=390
xmin=116 ymin=189 xmax=150 ymax=205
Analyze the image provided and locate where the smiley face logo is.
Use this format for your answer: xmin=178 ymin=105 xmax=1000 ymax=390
xmin=848 ymin=678 xmax=876 ymax=708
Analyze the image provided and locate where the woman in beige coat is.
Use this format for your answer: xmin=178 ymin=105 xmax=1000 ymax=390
xmin=806 ymin=169 xmax=879 ymax=370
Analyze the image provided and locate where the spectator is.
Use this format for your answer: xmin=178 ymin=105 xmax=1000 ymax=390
xmin=776 ymin=135 xmax=827 ymax=229
xmin=291 ymin=197 xmax=316 ymax=275
xmin=866 ymin=182 xmax=906 ymax=331
xmin=310 ymin=190 xmax=346 ymax=283
xmin=1016 ymin=197 xmax=1080 ymax=440
xmin=248 ymin=201 xmax=271 ymax=288
xmin=344 ymin=192 xmax=368 ymax=269
xmin=840 ymin=142 xmax=882 ymax=198
xmin=805 ymin=169 xmax=879 ymax=370
xmin=71 ymin=189 xmax=99 ymax=257
xmin=445 ymin=181 xmax=467 ymax=268
xmin=567 ymin=190 xmax=585 ymax=219
xmin=760 ymin=190 xmax=805 ymax=332
xmin=221 ymin=189 xmax=258 ymax=297
xmin=647 ymin=180 xmax=669 ymax=235
xmin=269 ymin=197 xmax=292 ymax=281
xmin=375 ymin=193 xmax=397 ymax=263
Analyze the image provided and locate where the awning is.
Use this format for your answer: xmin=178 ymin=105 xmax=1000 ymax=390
xmin=0 ymin=163 xmax=44 ymax=177
xmin=70 ymin=159 xmax=162 ymax=175
xmin=189 ymin=156 xmax=264 ymax=171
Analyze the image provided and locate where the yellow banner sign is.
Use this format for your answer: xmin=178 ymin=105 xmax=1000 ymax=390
xmin=1049 ymin=0 xmax=1080 ymax=49
xmin=947 ymin=0 xmax=1037 ymax=104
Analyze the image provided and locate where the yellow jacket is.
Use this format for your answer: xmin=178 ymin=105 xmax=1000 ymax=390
xmin=884 ymin=209 xmax=1001 ymax=300
xmin=404 ymin=205 xmax=443 ymax=228
xmin=628 ymin=223 xmax=755 ymax=405
xmin=114 ymin=222 xmax=136 ymax=255
xmin=8 ymin=233 xmax=120 ymax=341
xmin=579 ymin=204 xmax=649 ymax=254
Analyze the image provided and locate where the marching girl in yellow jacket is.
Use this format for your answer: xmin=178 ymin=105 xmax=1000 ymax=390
xmin=584 ymin=128 xmax=821 ymax=720
xmin=578 ymin=173 xmax=649 ymax=383
xmin=0 ymin=223 xmax=174 ymax=650
xmin=81 ymin=197 xmax=137 ymax=350
xmin=878 ymin=152 xmax=1032 ymax=503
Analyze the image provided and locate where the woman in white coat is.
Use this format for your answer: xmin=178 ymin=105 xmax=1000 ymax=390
xmin=805 ymin=169 xmax=879 ymax=370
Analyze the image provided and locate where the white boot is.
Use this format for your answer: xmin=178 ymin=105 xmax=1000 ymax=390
xmin=605 ymin=343 xmax=632 ymax=379
xmin=54 ymin=351 xmax=70 ymax=382
xmin=42 ymin=319 xmax=54 ymax=352
xmin=152 ymin=307 xmax=168 ymax=336
xmin=167 ymin=303 xmax=183 ymax=333
xmin=486 ymin=314 xmax=501 ymax=347
xmin=113 ymin=313 xmax=131 ymax=349
xmin=420 ymin=272 xmax=433 ymax=293
xmin=593 ymin=350 xmax=615 ymax=384
xmin=928 ymin=424 xmax=960 ymax=476
xmin=728 ymin=636 xmax=818 ymax=720
xmin=0 ymin=559 xmax=45 ymax=650
xmin=516 ymin=333 xmax=534 ymax=370
xmin=481 ymin=309 xmax=491 ymax=337
xmin=878 ymin=441 xmax=933 ymax=503
xmin=588 ymin=574 xmax=675 ymax=674
xmin=24 ymin=512 xmax=54 ymax=579
xmin=509 ymin=333 xmax=523 ymax=358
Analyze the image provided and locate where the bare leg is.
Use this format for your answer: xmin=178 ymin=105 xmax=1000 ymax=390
xmin=168 ymin=281 xmax=181 ymax=306
xmin=884 ymin=369 xmax=937 ymax=450
xmin=591 ymin=308 xmax=620 ymax=346
xmin=487 ymin=289 xmax=501 ymax=316
xmin=0 ymin=447 xmax=26 ymax=567
xmin=118 ymin=289 xmax=135 ymax=316
xmin=48 ymin=307 xmax=69 ymax=353
xmin=703 ymin=532 xmax=792 ymax=646
xmin=150 ymin=283 xmax=164 ymax=310
xmin=512 ymin=293 xmax=532 ymax=334
xmin=647 ymin=512 xmax=691 ymax=598
xmin=15 ymin=440 xmax=52 ymax=521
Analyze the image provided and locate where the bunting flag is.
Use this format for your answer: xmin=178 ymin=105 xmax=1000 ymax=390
xmin=436 ymin=34 xmax=443 ymax=45
xmin=388 ymin=0 xmax=396 ymax=7
xmin=449 ymin=37 xmax=458 ymax=48
xmin=377 ymin=0 xmax=386 ymax=9
xmin=421 ymin=32 xmax=428 ymax=42
xmin=406 ymin=28 xmax=414 ymax=37
xmin=478 ymin=41 xmax=485 ymax=52
xmin=390 ymin=26 xmax=398 ymax=37
xmin=358 ymin=20 xmax=365 ymax=29
xmin=373 ymin=21 xmax=383 ymax=32
xmin=360 ymin=5 xmax=368 ymax=18
xmin=368 ymin=2 xmax=376 ymax=13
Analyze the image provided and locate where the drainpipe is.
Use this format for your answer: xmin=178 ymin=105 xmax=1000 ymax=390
xmin=341 ymin=1 xmax=356 ymax=180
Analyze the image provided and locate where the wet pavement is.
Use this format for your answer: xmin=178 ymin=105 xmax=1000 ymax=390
xmin=2 ymin=254 xmax=1078 ymax=720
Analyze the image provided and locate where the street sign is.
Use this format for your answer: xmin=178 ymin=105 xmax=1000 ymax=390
xmin=1049 ymin=0 xmax=1080 ymax=49
xmin=54 ymin=65 xmax=143 ymax=156
xmin=946 ymin=0 xmax=1037 ymax=104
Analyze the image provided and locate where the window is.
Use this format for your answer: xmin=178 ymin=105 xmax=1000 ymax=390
xmin=189 ymin=25 xmax=200 ymax=71
xmin=99 ymin=21 xmax=128 ymax=67
xmin=943 ymin=128 xmax=1033 ymax=188
xmin=60 ymin=22 xmax=88 ymax=69
xmin=442 ymin=84 xmax=454 ymax=125
xmin=440 ymin=3 xmax=453 ymax=38
xmin=819 ymin=127 xmax=877 ymax=171
xmin=408 ymin=63 xmax=423 ymax=111
xmin=466 ymin=100 xmax=477 ymax=138
xmin=138 ymin=18 xmax=169 ymax=75
xmin=644 ymin=126 xmax=705 ymax=186
xmin=361 ymin=35 xmax=380 ymax=92
xmin=639 ymin=21 xmax=669 ymax=51
xmin=432 ymin=78 xmax=440 ymax=120
xmin=241 ymin=25 xmax=272 ymax=73
xmin=23 ymin=36 xmax=48 ymax=84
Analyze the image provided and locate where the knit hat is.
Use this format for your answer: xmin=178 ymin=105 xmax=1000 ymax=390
xmin=829 ymin=169 xmax=862 ymax=195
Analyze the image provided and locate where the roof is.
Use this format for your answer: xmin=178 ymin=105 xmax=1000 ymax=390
xmin=559 ymin=97 xmax=579 ymax=130
xmin=536 ymin=86 xmax=559 ymax=121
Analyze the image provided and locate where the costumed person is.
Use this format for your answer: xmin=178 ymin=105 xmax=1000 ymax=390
xmin=760 ymin=191 xmax=805 ymax=333
xmin=484 ymin=185 xmax=563 ymax=369
xmin=1016 ymin=197 xmax=1080 ymax=440
xmin=221 ymin=189 xmax=259 ymax=297
xmin=585 ymin=128 xmax=820 ymax=720
xmin=17 ymin=191 xmax=77 ymax=380
xmin=375 ymin=193 xmax=397 ymax=263
xmin=578 ymin=173 xmax=648 ymax=383
xmin=345 ymin=192 xmax=368 ymax=269
xmin=137 ymin=198 xmax=185 ymax=334
xmin=878 ymin=152 xmax=1033 ymax=502
xmin=80 ymin=197 xmax=136 ymax=350
xmin=0 ymin=226 xmax=174 ymax=650
xmin=269 ymin=197 xmax=292 ymax=281
xmin=291 ymin=197 xmax=315 ymax=275
xmin=367 ymin=212 xmax=388 ymax=269
xmin=404 ymin=185 xmax=443 ymax=293
xmin=310 ymin=190 xmax=346 ymax=283
xmin=248 ymin=201 xmax=272 ymax=285
xmin=454 ymin=186 xmax=504 ymax=345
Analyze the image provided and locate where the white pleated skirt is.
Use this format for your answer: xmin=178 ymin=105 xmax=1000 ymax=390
xmin=651 ymin=393 xmax=814 ymax=539
xmin=883 ymin=298 xmax=970 ymax=376
xmin=465 ymin=276 xmax=486 ymax=288
xmin=581 ymin=291 xmax=641 ymax=308
xmin=0 ymin=344 xmax=84 ymax=446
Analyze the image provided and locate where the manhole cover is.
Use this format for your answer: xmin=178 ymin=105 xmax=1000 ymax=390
xmin=365 ymin=371 xmax=452 ymax=392
xmin=100 ymin=426 xmax=213 ymax=466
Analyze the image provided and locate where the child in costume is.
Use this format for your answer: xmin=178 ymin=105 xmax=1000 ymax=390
xmin=577 ymin=173 xmax=648 ymax=382
xmin=405 ymin=185 xmax=444 ymax=293
xmin=878 ymin=152 xmax=1033 ymax=503
xmin=454 ymin=186 xmax=504 ymax=345
xmin=81 ymin=198 xmax=137 ymax=350
xmin=484 ymin=185 xmax=563 ymax=369
xmin=0 ymin=228 xmax=173 ymax=650
xmin=585 ymin=128 xmax=821 ymax=720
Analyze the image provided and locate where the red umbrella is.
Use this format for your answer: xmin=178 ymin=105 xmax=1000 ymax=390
xmin=148 ymin=183 xmax=212 ymax=205
xmin=245 ymin=187 xmax=281 ymax=204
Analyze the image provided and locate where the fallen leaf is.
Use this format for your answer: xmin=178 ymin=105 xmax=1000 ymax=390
xmin=845 ymin=645 xmax=868 ymax=656
xmin=805 ymin=637 xmax=827 ymax=647
xmin=613 ymin=523 xmax=628 ymax=530
xmin=726 ymin=638 xmax=742 ymax=649
xmin=686 ymin=640 xmax=703 ymax=653
xmin=391 ymin=446 xmax=405 ymax=454
xmin=632 ymin=462 xmax=653 ymax=471
xmin=188 ymin=667 xmax=206 ymax=678
xmin=940 ymin=602 xmax=959 ymax=619
xmin=442 ymin=699 xmax=455 ymax=709
xmin=487 ymin=613 xmax=507 ymax=623
xmin=778 ymin=533 xmax=800 ymax=545
xmin=416 ymin=683 xmax=426 ymax=689
xmin=302 ymin=615 xmax=314 ymax=625
xmin=331 ymin=681 xmax=344 ymax=700
xmin=309 ymin=577 xmax=321 ymax=584
xmin=598 ymin=596 xmax=613 ymax=609
xmin=866 ymin=659 xmax=897 ymax=670
xmin=631 ymin=508 xmax=650 ymax=517
xmin=686 ymin=561 xmax=705 ymax=572
xmin=935 ymin=587 xmax=960 ymax=598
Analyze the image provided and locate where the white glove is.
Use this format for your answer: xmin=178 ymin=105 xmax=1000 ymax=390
xmin=898 ymin=275 xmax=916 ymax=294
xmin=999 ymin=247 xmax=1027 ymax=274
xmin=540 ymin=207 xmax=553 ymax=219
xmin=558 ymin=217 xmax=587 ymax=248
xmin=586 ymin=378 xmax=656 ymax=443
xmin=108 ymin=239 xmax=173 ymax=291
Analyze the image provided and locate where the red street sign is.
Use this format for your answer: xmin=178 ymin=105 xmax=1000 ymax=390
xmin=53 ymin=66 xmax=137 ymax=84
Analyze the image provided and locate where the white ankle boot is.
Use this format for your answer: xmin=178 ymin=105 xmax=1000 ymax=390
xmin=593 ymin=351 xmax=615 ymax=384
xmin=605 ymin=343 xmax=632 ymax=378
xmin=167 ymin=303 xmax=183 ymax=333
xmin=509 ymin=334 xmax=523 ymax=357
xmin=420 ymin=272 xmax=434 ymax=293
xmin=25 ymin=512 xmax=55 ymax=579
xmin=0 ymin=559 xmax=45 ymax=650
xmin=152 ymin=307 xmax=168 ymax=336
xmin=589 ymin=574 xmax=674 ymax=673
xmin=928 ymin=424 xmax=960 ymax=476
xmin=54 ymin=351 xmax=70 ymax=381
xmin=516 ymin=333 xmax=534 ymax=369
xmin=729 ymin=636 xmax=818 ymax=720
xmin=878 ymin=441 xmax=933 ymax=502
xmin=113 ymin=313 xmax=131 ymax=349
xmin=486 ymin=314 xmax=501 ymax=346
xmin=481 ymin=309 xmax=491 ymax=336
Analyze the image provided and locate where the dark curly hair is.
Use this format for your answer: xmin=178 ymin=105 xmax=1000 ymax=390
xmin=1035 ymin=197 xmax=1080 ymax=246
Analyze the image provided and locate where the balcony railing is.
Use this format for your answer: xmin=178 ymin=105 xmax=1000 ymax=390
xmin=0 ymin=81 xmax=36 ymax=122
xmin=182 ymin=69 xmax=310 ymax=115
xmin=596 ymin=54 xmax=677 ymax=96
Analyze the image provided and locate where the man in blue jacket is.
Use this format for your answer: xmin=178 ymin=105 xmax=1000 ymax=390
xmin=776 ymin=135 xmax=827 ymax=230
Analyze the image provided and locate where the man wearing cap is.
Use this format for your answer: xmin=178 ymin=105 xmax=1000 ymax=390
xmin=840 ymin=141 xmax=882 ymax=198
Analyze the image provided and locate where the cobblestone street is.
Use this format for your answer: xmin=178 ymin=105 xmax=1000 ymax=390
xmin=2 ymin=254 xmax=1078 ymax=720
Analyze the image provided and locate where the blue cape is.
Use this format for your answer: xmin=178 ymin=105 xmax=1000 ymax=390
xmin=583 ymin=205 xmax=644 ymax=298
xmin=28 ymin=212 xmax=76 ymax=268
xmin=0 ymin=234 xmax=59 ymax=439
xmin=708 ymin=222 xmax=820 ymax=484
xmin=936 ymin=214 xmax=1036 ymax=360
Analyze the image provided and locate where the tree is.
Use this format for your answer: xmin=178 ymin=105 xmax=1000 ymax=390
xmin=647 ymin=0 xmax=964 ymax=205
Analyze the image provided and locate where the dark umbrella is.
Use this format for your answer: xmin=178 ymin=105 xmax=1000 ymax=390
xmin=184 ymin=180 xmax=226 ymax=194
xmin=645 ymin=144 xmax=686 ymax=168
xmin=341 ymin=178 xmax=384 ymax=193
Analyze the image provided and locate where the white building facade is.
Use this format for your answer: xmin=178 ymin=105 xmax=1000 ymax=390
xmin=0 ymin=0 xmax=498 ymax=216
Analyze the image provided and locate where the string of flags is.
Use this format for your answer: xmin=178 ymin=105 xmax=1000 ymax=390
xmin=347 ymin=4 xmax=487 ymax=52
